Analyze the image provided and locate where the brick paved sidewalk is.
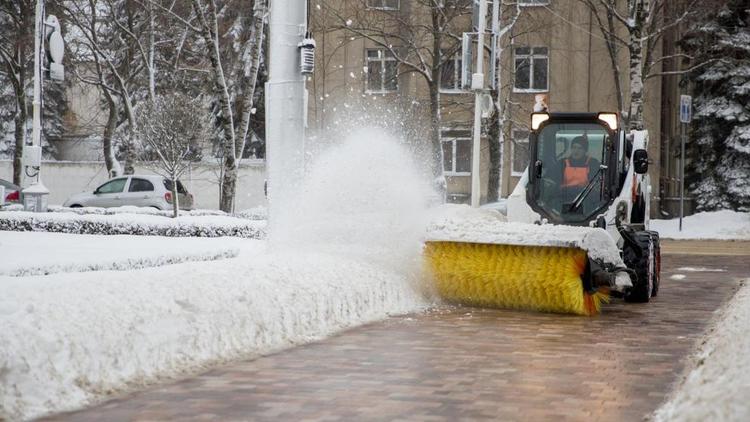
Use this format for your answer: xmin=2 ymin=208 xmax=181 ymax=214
xmin=43 ymin=253 xmax=747 ymax=422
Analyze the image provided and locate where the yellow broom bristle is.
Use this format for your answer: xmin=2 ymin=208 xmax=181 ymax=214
xmin=424 ymin=241 xmax=608 ymax=316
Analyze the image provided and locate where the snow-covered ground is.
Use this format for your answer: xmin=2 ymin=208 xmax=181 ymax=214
xmin=0 ymin=129 xmax=435 ymax=421
xmin=651 ymin=210 xmax=750 ymax=240
xmin=0 ymin=231 xmax=250 ymax=277
xmin=653 ymin=280 xmax=750 ymax=421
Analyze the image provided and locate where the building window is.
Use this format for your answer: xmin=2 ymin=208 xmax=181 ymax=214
xmin=442 ymin=132 xmax=472 ymax=175
xmin=519 ymin=0 xmax=550 ymax=6
xmin=440 ymin=51 xmax=465 ymax=93
xmin=366 ymin=49 xmax=398 ymax=93
xmin=366 ymin=0 xmax=400 ymax=10
xmin=511 ymin=129 xmax=529 ymax=176
xmin=514 ymin=47 xmax=548 ymax=92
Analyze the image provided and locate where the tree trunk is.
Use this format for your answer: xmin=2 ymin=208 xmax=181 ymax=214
xmin=12 ymin=98 xmax=26 ymax=185
xmin=102 ymin=93 xmax=120 ymax=177
xmin=171 ymin=177 xmax=179 ymax=218
xmin=627 ymin=32 xmax=645 ymax=131
xmin=487 ymin=94 xmax=501 ymax=203
xmin=219 ymin=158 xmax=236 ymax=212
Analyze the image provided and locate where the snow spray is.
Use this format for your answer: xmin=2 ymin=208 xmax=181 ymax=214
xmin=268 ymin=127 xmax=434 ymax=273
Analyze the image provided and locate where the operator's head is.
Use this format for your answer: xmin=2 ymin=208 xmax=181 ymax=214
xmin=570 ymin=136 xmax=588 ymax=160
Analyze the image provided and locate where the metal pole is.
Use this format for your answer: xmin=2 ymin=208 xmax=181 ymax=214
xmin=31 ymin=0 xmax=44 ymax=180
xmin=266 ymin=0 xmax=308 ymax=232
xmin=679 ymin=122 xmax=685 ymax=231
xmin=470 ymin=0 xmax=487 ymax=208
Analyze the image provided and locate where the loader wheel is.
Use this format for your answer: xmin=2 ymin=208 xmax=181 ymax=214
xmin=648 ymin=231 xmax=661 ymax=297
xmin=624 ymin=231 xmax=655 ymax=303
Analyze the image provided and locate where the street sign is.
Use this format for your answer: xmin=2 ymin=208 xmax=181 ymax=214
xmin=680 ymin=95 xmax=692 ymax=123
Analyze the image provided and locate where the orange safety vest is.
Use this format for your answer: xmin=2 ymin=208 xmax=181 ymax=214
xmin=562 ymin=158 xmax=590 ymax=187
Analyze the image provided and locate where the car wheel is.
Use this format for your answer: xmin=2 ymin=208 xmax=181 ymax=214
xmin=69 ymin=204 xmax=83 ymax=208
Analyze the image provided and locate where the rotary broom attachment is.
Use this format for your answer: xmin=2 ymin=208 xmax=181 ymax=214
xmin=424 ymin=206 xmax=628 ymax=316
xmin=424 ymin=241 xmax=609 ymax=316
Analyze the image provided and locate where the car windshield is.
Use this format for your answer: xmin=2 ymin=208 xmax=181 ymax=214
xmin=533 ymin=122 xmax=610 ymax=223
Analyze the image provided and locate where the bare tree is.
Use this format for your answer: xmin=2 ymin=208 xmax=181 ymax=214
xmin=135 ymin=94 xmax=205 ymax=217
xmin=0 ymin=0 xmax=34 ymax=184
xmin=580 ymin=0 xmax=702 ymax=130
xmin=63 ymin=0 xmax=162 ymax=176
xmin=319 ymin=0 xmax=471 ymax=192
xmin=152 ymin=0 xmax=267 ymax=213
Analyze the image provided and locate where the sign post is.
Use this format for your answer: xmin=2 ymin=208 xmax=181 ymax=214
xmin=679 ymin=94 xmax=692 ymax=231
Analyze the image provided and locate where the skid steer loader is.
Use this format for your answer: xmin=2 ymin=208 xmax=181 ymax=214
xmin=425 ymin=112 xmax=661 ymax=315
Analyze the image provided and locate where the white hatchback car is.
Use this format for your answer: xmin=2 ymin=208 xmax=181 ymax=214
xmin=63 ymin=175 xmax=194 ymax=210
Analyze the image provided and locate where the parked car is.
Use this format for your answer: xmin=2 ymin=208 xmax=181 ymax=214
xmin=63 ymin=175 xmax=194 ymax=210
xmin=0 ymin=178 xmax=23 ymax=205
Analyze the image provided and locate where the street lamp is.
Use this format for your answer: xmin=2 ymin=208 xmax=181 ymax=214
xmin=22 ymin=0 xmax=65 ymax=212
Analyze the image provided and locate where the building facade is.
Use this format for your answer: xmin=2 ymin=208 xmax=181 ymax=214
xmin=309 ymin=0 xmax=673 ymax=215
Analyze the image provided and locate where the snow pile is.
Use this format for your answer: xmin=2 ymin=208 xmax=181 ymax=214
xmin=651 ymin=210 xmax=750 ymax=240
xmin=0 ymin=211 xmax=266 ymax=238
xmin=0 ymin=251 xmax=426 ymax=420
xmin=0 ymin=128 xmax=433 ymax=420
xmin=234 ymin=205 xmax=268 ymax=221
xmin=0 ymin=232 xmax=249 ymax=277
xmin=653 ymin=280 xmax=750 ymax=421
xmin=425 ymin=204 xmax=625 ymax=266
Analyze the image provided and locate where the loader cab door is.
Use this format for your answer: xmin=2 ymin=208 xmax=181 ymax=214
xmin=527 ymin=119 xmax=618 ymax=225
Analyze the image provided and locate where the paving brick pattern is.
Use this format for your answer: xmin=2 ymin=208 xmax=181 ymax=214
xmin=44 ymin=253 xmax=748 ymax=422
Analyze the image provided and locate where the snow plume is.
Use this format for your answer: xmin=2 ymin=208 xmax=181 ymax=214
xmin=270 ymin=127 xmax=434 ymax=273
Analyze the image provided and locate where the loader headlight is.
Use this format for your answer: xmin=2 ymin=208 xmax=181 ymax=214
xmin=531 ymin=112 xmax=550 ymax=130
xmin=598 ymin=112 xmax=618 ymax=130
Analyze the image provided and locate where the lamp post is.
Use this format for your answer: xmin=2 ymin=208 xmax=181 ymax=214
xmin=22 ymin=0 xmax=65 ymax=212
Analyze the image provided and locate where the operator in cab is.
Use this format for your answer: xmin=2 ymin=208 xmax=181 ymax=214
xmin=562 ymin=136 xmax=600 ymax=195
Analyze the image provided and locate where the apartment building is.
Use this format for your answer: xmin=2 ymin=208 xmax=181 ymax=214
xmin=308 ymin=0 xmax=669 ymax=214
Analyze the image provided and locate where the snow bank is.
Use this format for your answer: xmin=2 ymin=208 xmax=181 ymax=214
xmin=425 ymin=204 xmax=625 ymax=266
xmin=651 ymin=210 xmax=750 ymax=240
xmin=0 ymin=232 xmax=250 ymax=277
xmin=653 ymin=280 xmax=750 ymax=421
xmin=0 ymin=249 xmax=427 ymax=421
xmin=0 ymin=128 xmax=434 ymax=421
xmin=0 ymin=211 xmax=265 ymax=238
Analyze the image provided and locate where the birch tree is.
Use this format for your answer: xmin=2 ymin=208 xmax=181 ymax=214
xmin=135 ymin=94 xmax=205 ymax=217
xmin=580 ymin=0 xmax=702 ymax=130
xmin=152 ymin=0 xmax=267 ymax=213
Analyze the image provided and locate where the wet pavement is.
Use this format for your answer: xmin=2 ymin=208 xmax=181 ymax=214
xmin=44 ymin=242 xmax=749 ymax=421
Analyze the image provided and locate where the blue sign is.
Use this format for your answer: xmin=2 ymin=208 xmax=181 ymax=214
xmin=680 ymin=95 xmax=692 ymax=123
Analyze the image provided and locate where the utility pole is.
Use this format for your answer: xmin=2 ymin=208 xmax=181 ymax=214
xmin=266 ymin=0 xmax=310 ymax=233
xmin=22 ymin=0 xmax=50 ymax=212
xmin=470 ymin=0 xmax=488 ymax=208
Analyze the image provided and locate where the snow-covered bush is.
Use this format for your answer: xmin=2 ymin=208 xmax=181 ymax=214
xmin=46 ymin=205 xmax=228 ymax=218
xmin=0 ymin=211 xmax=266 ymax=238
xmin=682 ymin=1 xmax=750 ymax=211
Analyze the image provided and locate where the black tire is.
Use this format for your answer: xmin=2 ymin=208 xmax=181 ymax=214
xmin=624 ymin=231 xmax=655 ymax=303
xmin=69 ymin=204 xmax=83 ymax=208
xmin=648 ymin=231 xmax=661 ymax=297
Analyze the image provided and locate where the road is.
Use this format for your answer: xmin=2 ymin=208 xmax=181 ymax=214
xmin=44 ymin=241 xmax=749 ymax=421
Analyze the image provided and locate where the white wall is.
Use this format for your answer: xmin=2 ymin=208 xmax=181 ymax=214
xmin=0 ymin=160 xmax=267 ymax=211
